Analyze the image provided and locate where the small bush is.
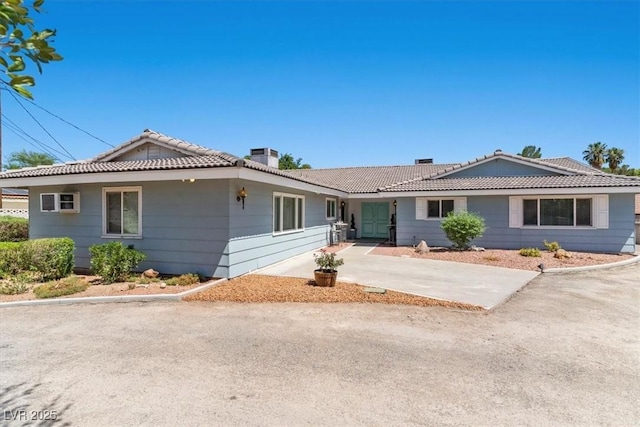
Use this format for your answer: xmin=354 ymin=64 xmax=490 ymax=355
xmin=440 ymin=211 xmax=486 ymax=249
xmin=543 ymin=240 xmax=562 ymax=252
xmin=33 ymin=276 xmax=88 ymax=299
xmin=0 ymin=242 xmax=23 ymax=277
xmin=165 ymin=273 xmax=200 ymax=286
xmin=0 ymin=216 xmax=29 ymax=242
xmin=89 ymin=242 xmax=146 ymax=284
xmin=519 ymin=247 xmax=541 ymax=257
xmin=0 ymin=281 xmax=30 ymax=295
xmin=22 ymin=238 xmax=75 ymax=281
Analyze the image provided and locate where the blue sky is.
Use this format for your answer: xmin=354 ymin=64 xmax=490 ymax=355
xmin=2 ymin=0 xmax=638 ymax=169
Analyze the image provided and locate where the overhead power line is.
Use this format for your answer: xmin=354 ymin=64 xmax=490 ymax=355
xmin=22 ymin=97 xmax=115 ymax=148
xmin=1 ymin=113 xmax=67 ymax=160
xmin=7 ymin=89 xmax=76 ymax=161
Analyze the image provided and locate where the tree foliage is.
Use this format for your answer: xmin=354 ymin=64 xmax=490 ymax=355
xmin=582 ymin=142 xmax=607 ymax=169
xmin=4 ymin=149 xmax=56 ymax=169
xmin=279 ymin=153 xmax=311 ymax=170
xmin=518 ymin=145 xmax=542 ymax=158
xmin=0 ymin=0 xmax=63 ymax=99
xmin=605 ymin=147 xmax=625 ymax=171
xmin=440 ymin=211 xmax=486 ymax=249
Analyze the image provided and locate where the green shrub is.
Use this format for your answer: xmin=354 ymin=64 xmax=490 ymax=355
xmin=0 ymin=242 xmax=23 ymax=277
xmin=543 ymin=240 xmax=562 ymax=252
xmin=89 ymin=242 xmax=146 ymax=284
xmin=0 ymin=281 xmax=30 ymax=295
xmin=21 ymin=238 xmax=75 ymax=281
xmin=440 ymin=211 xmax=486 ymax=249
xmin=165 ymin=273 xmax=200 ymax=286
xmin=519 ymin=247 xmax=541 ymax=257
xmin=33 ymin=276 xmax=88 ymax=299
xmin=0 ymin=216 xmax=29 ymax=242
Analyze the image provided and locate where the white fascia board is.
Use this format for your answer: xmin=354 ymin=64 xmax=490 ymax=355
xmin=0 ymin=168 xmax=240 ymax=187
xmin=379 ymin=187 xmax=640 ymax=198
xmin=238 ymin=168 xmax=347 ymax=197
xmin=435 ymin=156 xmax=573 ymax=179
xmin=346 ymin=193 xmax=387 ymax=199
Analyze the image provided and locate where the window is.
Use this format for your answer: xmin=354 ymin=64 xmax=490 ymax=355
xmin=273 ymin=192 xmax=304 ymax=233
xmin=510 ymin=196 xmax=604 ymax=228
xmin=326 ymin=198 xmax=337 ymax=220
xmin=59 ymin=193 xmax=80 ymax=213
xmin=40 ymin=193 xmax=59 ymax=212
xmin=103 ymin=187 xmax=142 ymax=237
xmin=416 ymin=198 xmax=464 ymax=220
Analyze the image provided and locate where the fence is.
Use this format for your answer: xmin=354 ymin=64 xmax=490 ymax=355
xmin=0 ymin=209 xmax=29 ymax=219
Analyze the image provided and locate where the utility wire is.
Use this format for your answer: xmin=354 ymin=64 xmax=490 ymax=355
xmin=2 ymin=113 xmax=67 ymax=160
xmin=3 ymin=125 xmax=61 ymax=161
xmin=22 ymin=97 xmax=115 ymax=148
xmin=7 ymin=89 xmax=76 ymax=160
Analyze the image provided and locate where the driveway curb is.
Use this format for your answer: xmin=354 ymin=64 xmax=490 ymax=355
xmin=542 ymin=254 xmax=640 ymax=273
xmin=0 ymin=278 xmax=227 ymax=308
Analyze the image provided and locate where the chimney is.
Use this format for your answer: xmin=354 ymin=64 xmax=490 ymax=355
xmin=415 ymin=158 xmax=433 ymax=164
xmin=250 ymin=148 xmax=279 ymax=168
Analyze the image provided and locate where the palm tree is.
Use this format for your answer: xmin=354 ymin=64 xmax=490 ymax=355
xmin=582 ymin=142 xmax=608 ymax=169
xmin=518 ymin=145 xmax=542 ymax=158
xmin=605 ymin=147 xmax=625 ymax=171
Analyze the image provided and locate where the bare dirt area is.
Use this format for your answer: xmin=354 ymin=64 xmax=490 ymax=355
xmin=0 ymin=275 xmax=200 ymax=303
xmin=184 ymin=274 xmax=483 ymax=310
xmin=370 ymin=244 xmax=635 ymax=271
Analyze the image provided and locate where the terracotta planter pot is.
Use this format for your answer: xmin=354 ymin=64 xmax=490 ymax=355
xmin=314 ymin=269 xmax=338 ymax=287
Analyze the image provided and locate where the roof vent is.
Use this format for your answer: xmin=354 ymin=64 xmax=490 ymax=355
xmin=494 ymin=149 xmax=503 ymax=154
xmin=250 ymin=148 xmax=279 ymax=168
xmin=415 ymin=158 xmax=433 ymax=164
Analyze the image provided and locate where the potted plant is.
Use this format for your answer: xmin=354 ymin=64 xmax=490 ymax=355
xmin=313 ymin=250 xmax=344 ymax=287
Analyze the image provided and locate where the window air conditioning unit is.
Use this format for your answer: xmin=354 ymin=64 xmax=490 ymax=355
xmin=59 ymin=193 xmax=80 ymax=213
xmin=40 ymin=192 xmax=80 ymax=213
xmin=40 ymin=193 xmax=59 ymax=212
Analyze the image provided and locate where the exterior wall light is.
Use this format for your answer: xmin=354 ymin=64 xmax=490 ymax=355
xmin=237 ymin=187 xmax=248 ymax=209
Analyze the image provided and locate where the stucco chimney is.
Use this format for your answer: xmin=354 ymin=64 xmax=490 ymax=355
xmin=250 ymin=148 xmax=279 ymax=168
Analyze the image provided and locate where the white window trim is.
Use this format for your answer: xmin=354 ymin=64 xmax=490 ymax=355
xmin=416 ymin=197 xmax=466 ymax=220
xmin=325 ymin=198 xmax=337 ymax=220
xmin=273 ymin=191 xmax=305 ymax=235
xmin=509 ymin=195 xmax=607 ymax=229
xmin=40 ymin=193 xmax=59 ymax=212
xmin=101 ymin=186 xmax=143 ymax=238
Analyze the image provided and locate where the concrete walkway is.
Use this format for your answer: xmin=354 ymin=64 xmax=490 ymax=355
xmin=256 ymin=242 xmax=539 ymax=310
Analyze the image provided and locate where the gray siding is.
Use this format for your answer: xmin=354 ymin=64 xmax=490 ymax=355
xmin=397 ymin=194 xmax=636 ymax=253
xmin=227 ymin=181 xmax=332 ymax=277
xmin=29 ymin=180 xmax=231 ymax=277
xmin=447 ymin=159 xmax=562 ymax=178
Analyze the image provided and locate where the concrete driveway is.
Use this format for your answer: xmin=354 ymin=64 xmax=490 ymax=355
xmin=1 ymin=264 xmax=638 ymax=426
xmin=257 ymin=242 xmax=539 ymax=309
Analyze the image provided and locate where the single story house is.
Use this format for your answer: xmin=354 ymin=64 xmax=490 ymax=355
xmin=1 ymin=188 xmax=29 ymax=218
xmin=1 ymin=129 xmax=638 ymax=278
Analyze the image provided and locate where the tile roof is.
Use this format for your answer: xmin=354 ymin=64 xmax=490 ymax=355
xmin=538 ymin=157 xmax=602 ymax=173
xmin=0 ymin=155 xmax=238 ymax=178
xmin=283 ymin=164 xmax=458 ymax=193
xmin=1 ymin=130 xmax=637 ymax=194
xmin=380 ymin=175 xmax=640 ymax=192
xmin=2 ymin=188 xmax=28 ymax=196
xmin=91 ymin=129 xmax=221 ymax=161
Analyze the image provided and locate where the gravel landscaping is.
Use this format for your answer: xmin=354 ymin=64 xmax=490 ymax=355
xmin=370 ymin=244 xmax=635 ymax=271
xmin=184 ymin=274 xmax=483 ymax=310
xmin=0 ymin=275 xmax=201 ymax=303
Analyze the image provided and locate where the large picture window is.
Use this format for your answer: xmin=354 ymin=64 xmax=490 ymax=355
xmin=103 ymin=187 xmax=142 ymax=237
xmin=521 ymin=197 xmax=593 ymax=227
xmin=274 ymin=192 xmax=304 ymax=234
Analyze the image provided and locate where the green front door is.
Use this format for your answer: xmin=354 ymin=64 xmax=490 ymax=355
xmin=361 ymin=203 xmax=390 ymax=238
